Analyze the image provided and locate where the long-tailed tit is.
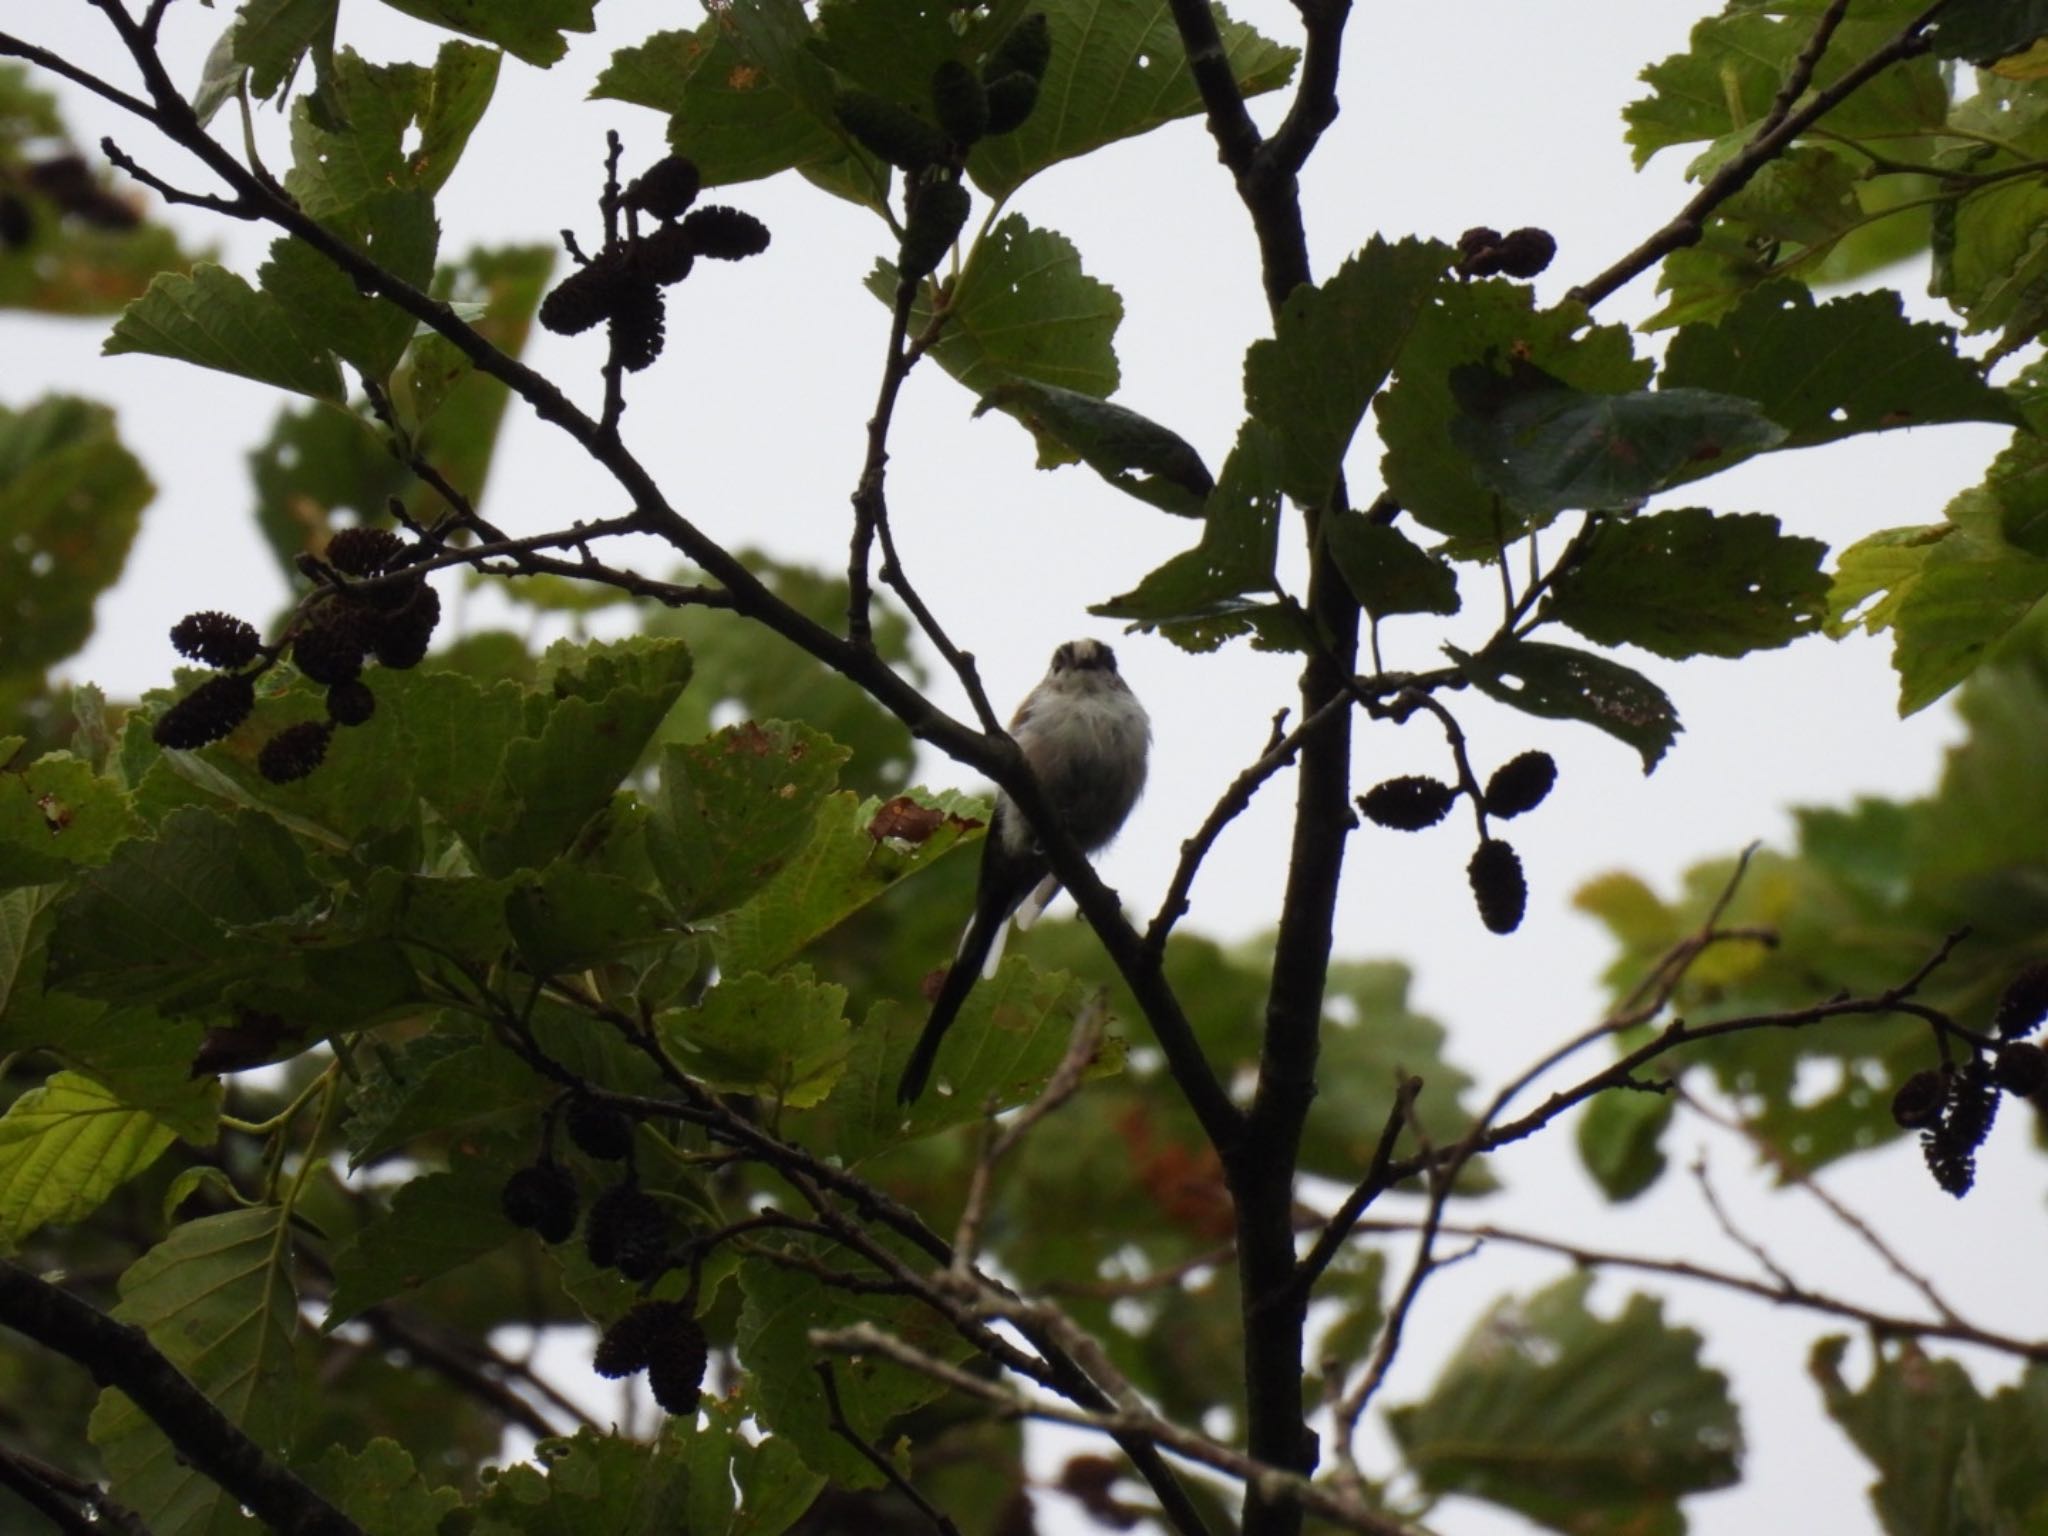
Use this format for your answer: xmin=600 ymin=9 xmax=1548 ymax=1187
xmin=897 ymin=638 xmax=1150 ymax=1103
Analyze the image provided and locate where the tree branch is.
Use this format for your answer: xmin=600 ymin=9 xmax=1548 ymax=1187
xmin=0 ymin=1262 xmax=365 ymax=1536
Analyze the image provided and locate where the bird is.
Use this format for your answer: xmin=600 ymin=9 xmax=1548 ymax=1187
xmin=896 ymin=638 xmax=1151 ymax=1103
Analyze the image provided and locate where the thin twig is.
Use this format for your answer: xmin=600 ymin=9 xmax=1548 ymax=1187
xmin=1571 ymin=0 xmax=1953 ymax=308
xmin=816 ymin=1363 xmax=963 ymax=1535
xmin=1756 ymin=0 xmax=1856 ymax=142
xmin=1690 ymin=1152 xmax=1802 ymax=1292
xmin=1294 ymin=1076 xmax=1421 ymax=1295
xmin=102 ymin=137 xmax=250 ymax=215
xmin=0 ymin=1443 xmax=153 ymax=1536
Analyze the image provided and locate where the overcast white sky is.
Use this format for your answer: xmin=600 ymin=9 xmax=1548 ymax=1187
xmin=10 ymin=3 xmax=2043 ymax=1533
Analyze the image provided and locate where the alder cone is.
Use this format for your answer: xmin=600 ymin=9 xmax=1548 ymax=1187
xmin=1359 ymin=775 xmax=1456 ymax=831
xmin=985 ymin=11 xmax=1052 ymax=83
xmin=1890 ymin=1069 xmax=1944 ymax=1129
xmin=257 ymin=721 xmax=332 ymax=784
xmin=646 ymin=1314 xmax=710 ymax=1413
xmin=834 ymin=90 xmax=948 ymax=171
xmin=982 ymin=72 xmax=1040 ymax=135
xmin=624 ymin=155 xmax=701 ymax=221
xmin=325 ymin=526 xmax=407 ymax=578
xmin=153 ymin=672 xmax=256 ymax=750
xmin=899 ymin=179 xmax=972 ymax=281
xmin=1993 ymin=961 xmax=2048 ymax=1039
xmin=930 ymin=59 xmax=989 ymax=147
xmin=500 ymin=1163 xmax=578 ymax=1244
xmin=680 ymin=205 xmax=770 ymax=261
xmin=565 ymin=1096 xmax=633 ymax=1161
xmin=170 ymin=610 xmax=260 ymax=669
xmin=1482 ymin=751 xmax=1556 ymax=819
xmin=325 ymin=679 xmax=375 ymax=727
xmin=1467 ymin=838 xmax=1526 ymax=934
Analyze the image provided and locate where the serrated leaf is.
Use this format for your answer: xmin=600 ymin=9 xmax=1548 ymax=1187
xmin=0 ymin=751 xmax=142 ymax=888
xmin=1659 ymin=283 xmax=2019 ymax=448
xmin=344 ymin=1031 xmax=542 ymax=1166
xmin=90 ymin=1207 xmax=298 ymax=1536
xmin=283 ymin=43 xmax=498 ymax=221
xmin=105 ymin=263 xmax=344 ymax=401
xmin=0 ymin=396 xmax=152 ymax=690
xmin=0 ymin=1071 xmax=177 ymax=1248
xmin=1389 ymin=1274 xmax=1742 ymax=1536
xmin=1450 ymin=362 xmax=1787 ymax=516
xmin=717 ymin=789 xmax=980 ymax=976
xmin=737 ymin=1249 xmax=968 ymax=1486
xmin=1926 ymin=0 xmax=2048 ymax=63
xmin=1091 ymin=420 xmax=1284 ymax=650
xmin=871 ymin=215 xmax=1122 ymax=397
xmin=658 ymin=970 xmax=851 ymax=1108
xmin=1243 ymin=238 xmax=1449 ymax=508
xmin=1375 ymin=282 xmax=1650 ymax=544
xmin=1450 ymin=640 xmax=1681 ymax=772
xmin=303 ymin=1439 xmax=462 ymax=1536
xmin=1542 ymin=507 xmax=1829 ymax=660
xmin=324 ymin=1138 xmax=519 ymax=1326
xmin=647 ymin=720 xmax=850 ymax=920
xmin=507 ymin=864 xmax=675 ymax=974
xmin=467 ymin=1425 xmax=699 ymax=1534
xmin=1325 ymin=513 xmax=1459 ymax=620
xmin=966 ymin=0 xmax=1298 ymax=200
xmin=231 ymin=0 xmax=337 ymax=101
xmin=257 ymin=191 xmax=439 ymax=381
xmin=372 ymin=0 xmax=595 ymax=67
xmin=974 ymin=381 xmax=1215 ymax=516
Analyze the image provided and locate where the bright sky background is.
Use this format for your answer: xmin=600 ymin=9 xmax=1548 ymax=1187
xmin=11 ymin=3 xmax=2043 ymax=1534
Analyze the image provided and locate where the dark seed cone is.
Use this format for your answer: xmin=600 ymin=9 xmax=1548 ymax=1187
xmin=646 ymin=1313 xmax=710 ymax=1413
xmin=539 ymin=246 xmax=635 ymax=336
xmin=292 ymin=622 xmax=365 ymax=687
xmin=257 ymin=720 xmax=333 ymax=784
xmin=680 ymin=205 xmax=771 ymax=261
xmin=635 ymin=224 xmax=696 ymax=287
xmin=1468 ymin=838 xmax=1527 ymax=935
xmin=593 ymin=1299 xmax=690 ymax=1379
xmin=1994 ymin=1041 xmax=2046 ymax=1098
xmin=585 ymin=1180 xmax=670 ymax=1278
xmin=368 ymin=582 xmax=441 ymax=669
xmin=1924 ymin=1057 xmax=2000 ymax=1196
xmin=608 ymin=282 xmax=667 ymax=373
xmin=153 ymin=672 xmax=256 ymax=750
xmin=1921 ymin=1126 xmax=1974 ymax=1198
xmin=624 ymin=155 xmax=701 ymax=221
xmin=899 ymin=178 xmax=972 ymax=281
xmin=171 ymin=610 xmax=261 ymax=670
xmin=1359 ymin=775 xmax=1457 ymax=831
xmin=834 ymin=89 xmax=949 ymax=171
xmin=1993 ymin=961 xmax=2048 ymax=1039
xmin=501 ymin=1162 xmax=578 ymax=1244
xmin=1497 ymin=226 xmax=1558 ymax=279
xmin=1457 ymin=226 xmax=1502 ymax=259
xmin=985 ymin=11 xmax=1052 ymax=84
xmin=1483 ymin=751 xmax=1557 ymax=819
xmin=983 ymin=72 xmax=1040 ymax=135
xmin=566 ymin=1096 xmax=634 ymax=1161
xmin=930 ymin=60 xmax=989 ymax=147
xmin=326 ymin=679 xmax=376 ymax=727
xmin=325 ymin=526 xmax=408 ymax=578
xmin=1890 ymin=1068 xmax=1944 ymax=1129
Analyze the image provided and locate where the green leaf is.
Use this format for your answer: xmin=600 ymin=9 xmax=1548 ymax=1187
xmin=1450 ymin=640 xmax=1682 ymax=772
xmin=47 ymin=807 xmax=322 ymax=1013
xmin=717 ymin=789 xmax=981 ymax=976
xmin=105 ymin=263 xmax=345 ymax=402
xmin=595 ymin=22 xmax=862 ymax=195
xmin=373 ymin=0 xmax=595 ymax=67
xmin=230 ymin=0 xmax=338 ymax=101
xmin=1813 ymin=1338 xmax=2048 ymax=1536
xmin=1324 ymin=513 xmax=1459 ymax=620
xmin=1090 ymin=421 xmax=1285 ymax=650
xmin=283 ymin=43 xmax=500 ymax=221
xmin=1542 ymin=508 xmax=1830 ymax=660
xmin=507 ymin=864 xmax=674 ymax=974
xmin=973 ymin=381 xmax=1215 ymax=516
xmin=873 ymin=215 xmax=1122 ymax=397
xmin=810 ymin=959 xmax=1109 ymax=1161
xmin=90 ymin=1207 xmax=299 ymax=1536
xmin=0 ymin=1072 xmax=176 ymax=1248
xmin=302 ymin=1439 xmax=461 ymax=1536
xmin=467 ymin=1426 xmax=707 ymax=1534
xmin=1576 ymin=1088 xmax=1674 ymax=1201
xmin=737 ymin=1249 xmax=969 ymax=1486
xmin=1389 ymin=1274 xmax=1742 ymax=1536
xmin=967 ymin=0 xmax=1298 ymax=201
xmin=1243 ymin=238 xmax=1450 ymax=508
xmin=1926 ymin=0 xmax=2048 ymax=63
xmin=1659 ymin=283 xmax=2020 ymax=448
xmin=1625 ymin=8 xmax=1948 ymax=169
xmin=344 ymin=1030 xmax=542 ymax=1166
xmin=658 ymin=970 xmax=851 ymax=1109
xmin=0 ymin=751 xmax=142 ymax=888
xmin=647 ymin=720 xmax=851 ymax=919
xmin=1375 ymin=282 xmax=1650 ymax=544
xmin=256 ymin=192 xmax=439 ymax=382
xmin=324 ymin=1138 xmax=519 ymax=1326
xmin=0 ymin=396 xmax=152 ymax=689
xmin=1450 ymin=362 xmax=1788 ymax=517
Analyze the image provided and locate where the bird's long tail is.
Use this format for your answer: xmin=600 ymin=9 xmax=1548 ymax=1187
xmin=897 ymin=907 xmax=1006 ymax=1103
